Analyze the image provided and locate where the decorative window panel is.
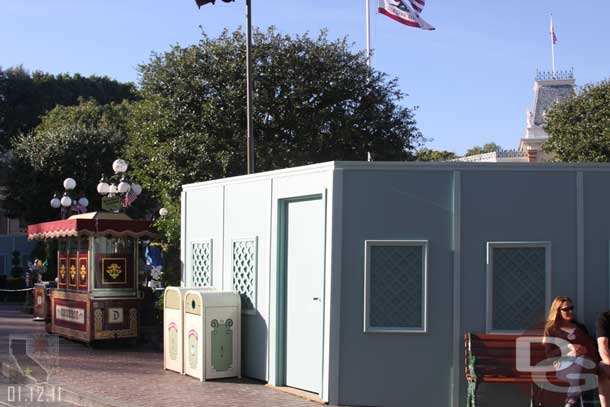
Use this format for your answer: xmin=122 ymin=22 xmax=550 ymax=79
xmin=232 ymin=238 xmax=257 ymax=311
xmin=191 ymin=240 xmax=212 ymax=287
xmin=487 ymin=242 xmax=550 ymax=332
xmin=364 ymin=240 xmax=428 ymax=333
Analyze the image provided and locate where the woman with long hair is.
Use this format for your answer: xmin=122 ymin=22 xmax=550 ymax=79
xmin=543 ymin=296 xmax=598 ymax=407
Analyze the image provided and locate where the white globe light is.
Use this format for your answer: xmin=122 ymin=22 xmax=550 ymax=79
xmin=50 ymin=197 xmax=61 ymax=209
xmin=117 ymin=181 xmax=131 ymax=194
xmin=131 ymin=183 xmax=142 ymax=195
xmin=109 ymin=184 xmax=118 ymax=194
xmin=60 ymin=196 xmax=72 ymax=208
xmin=159 ymin=207 xmax=169 ymax=217
xmin=97 ymin=182 xmax=110 ymax=195
xmin=112 ymin=159 xmax=128 ymax=173
xmin=63 ymin=178 xmax=76 ymax=190
xmin=78 ymin=197 xmax=89 ymax=208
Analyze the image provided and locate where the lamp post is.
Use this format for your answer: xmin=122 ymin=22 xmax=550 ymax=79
xmin=50 ymin=178 xmax=89 ymax=219
xmin=96 ymin=159 xmax=142 ymax=213
xmin=195 ymin=0 xmax=255 ymax=174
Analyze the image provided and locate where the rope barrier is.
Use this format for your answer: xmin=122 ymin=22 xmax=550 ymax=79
xmin=0 ymin=288 xmax=35 ymax=292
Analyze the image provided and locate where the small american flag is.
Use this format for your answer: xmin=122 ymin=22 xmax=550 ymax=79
xmin=550 ymin=17 xmax=557 ymax=44
xmin=123 ymin=189 xmax=138 ymax=208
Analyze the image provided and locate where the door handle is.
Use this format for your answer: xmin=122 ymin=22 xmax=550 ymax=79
xmin=313 ymin=297 xmax=321 ymax=302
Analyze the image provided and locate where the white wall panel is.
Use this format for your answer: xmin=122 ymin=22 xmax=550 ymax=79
xmin=183 ymin=187 xmax=223 ymax=289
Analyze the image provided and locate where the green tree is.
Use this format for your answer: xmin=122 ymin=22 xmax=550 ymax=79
xmin=0 ymin=65 xmax=137 ymax=151
xmin=415 ymin=148 xmax=456 ymax=161
xmin=465 ymin=142 xmax=501 ymax=157
xmin=127 ymin=27 xmax=423 ymax=243
xmin=544 ymin=79 xmax=610 ymax=162
xmin=4 ymin=100 xmax=132 ymax=222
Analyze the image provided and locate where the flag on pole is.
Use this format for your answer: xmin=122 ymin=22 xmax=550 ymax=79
xmin=123 ymin=189 xmax=138 ymax=208
xmin=378 ymin=0 xmax=435 ymax=30
xmin=195 ymin=0 xmax=215 ymax=8
xmin=550 ymin=17 xmax=557 ymax=44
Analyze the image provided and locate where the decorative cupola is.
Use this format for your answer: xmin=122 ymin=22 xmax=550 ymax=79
xmin=518 ymin=70 xmax=576 ymax=161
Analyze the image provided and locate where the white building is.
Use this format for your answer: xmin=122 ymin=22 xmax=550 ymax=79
xmin=180 ymin=161 xmax=610 ymax=407
xmin=454 ymin=69 xmax=575 ymax=163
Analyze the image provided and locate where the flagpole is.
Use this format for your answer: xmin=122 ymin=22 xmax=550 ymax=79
xmin=366 ymin=0 xmax=371 ymax=67
xmin=550 ymin=15 xmax=556 ymax=78
xmin=246 ymin=0 xmax=255 ymax=173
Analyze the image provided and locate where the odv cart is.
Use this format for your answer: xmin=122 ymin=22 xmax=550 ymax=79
xmin=27 ymin=212 xmax=157 ymax=343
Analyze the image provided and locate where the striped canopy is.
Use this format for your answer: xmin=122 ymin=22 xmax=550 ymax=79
xmin=27 ymin=212 xmax=158 ymax=240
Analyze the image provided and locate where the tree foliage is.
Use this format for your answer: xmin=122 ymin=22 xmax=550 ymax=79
xmin=465 ymin=142 xmax=501 ymax=157
xmin=0 ymin=66 xmax=137 ymax=151
xmin=127 ymin=28 xmax=424 ymax=242
xmin=415 ymin=148 xmax=456 ymax=161
xmin=544 ymin=80 xmax=610 ymax=162
xmin=4 ymin=100 xmax=131 ymax=222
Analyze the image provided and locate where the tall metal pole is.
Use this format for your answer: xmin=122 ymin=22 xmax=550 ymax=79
xmin=550 ymin=15 xmax=556 ymax=79
xmin=366 ymin=0 xmax=371 ymax=67
xmin=246 ymin=0 xmax=255 ymax=174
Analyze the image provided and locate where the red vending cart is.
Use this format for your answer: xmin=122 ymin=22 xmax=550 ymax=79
xmin=27 ymin=212 xmax=157 ymax=342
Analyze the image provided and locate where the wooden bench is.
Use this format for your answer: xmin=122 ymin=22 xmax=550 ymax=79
xmin=464 ymin=333 xmax=593 ymax=407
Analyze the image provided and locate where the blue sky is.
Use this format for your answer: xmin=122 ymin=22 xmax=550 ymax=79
xmin=1 ymin=0 xmax=608 ymax=155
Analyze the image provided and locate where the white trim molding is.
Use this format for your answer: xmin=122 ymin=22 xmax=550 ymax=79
xmin=180 ymin=190 xmax=187 ymax=287
xmin=576 ymin=172 xmax=585 ymax=321
xmin=450 ymin=171 xmax=461 ymax=407
xmin=327 ymin=168 xmax=343 ymax=404
xmin=363 ymin=240 xmax=429 ymax=334
xmin=486 ymin=241 xmax=552 ymax=333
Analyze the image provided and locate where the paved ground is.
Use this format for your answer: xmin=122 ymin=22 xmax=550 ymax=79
xmin=0 ymin=304 xmax=335 ymax=407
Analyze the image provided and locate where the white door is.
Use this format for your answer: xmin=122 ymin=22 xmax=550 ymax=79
xmin=285 ymin=197 xmax=325 ymax=394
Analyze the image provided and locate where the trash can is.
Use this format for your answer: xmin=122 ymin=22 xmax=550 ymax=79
xmin=33 ymin=282 xmax=49 ymax=321
xmin=164 ymin=286 xmax=214 ymax=374
xmin=45 ymin=283 xmax=56 ymax=333
xmin=183 ymin=290 xmax=241 ymax=381
xmin=164 ymin=287 xmax=188 ymax=374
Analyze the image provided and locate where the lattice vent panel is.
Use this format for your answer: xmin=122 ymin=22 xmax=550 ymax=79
xmin=370 ymin=245 xmax=424 ymax=328
xmin=232 ymin=239 xmax=257 ymax=310
xmin=192 ymin=241 xmax=212 ymax=287
xmin=492 ymin=247 xmax=546 ymax=331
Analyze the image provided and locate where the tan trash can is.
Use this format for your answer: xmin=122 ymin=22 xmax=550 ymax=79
xmin=183 ymin=290 xmax=241 ymax=381
xmin=164 ymin=286 xmax=214 ymax=374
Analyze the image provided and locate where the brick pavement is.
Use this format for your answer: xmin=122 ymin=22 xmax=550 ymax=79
xmin=0 ymin=305 xmax=338 ymax=407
